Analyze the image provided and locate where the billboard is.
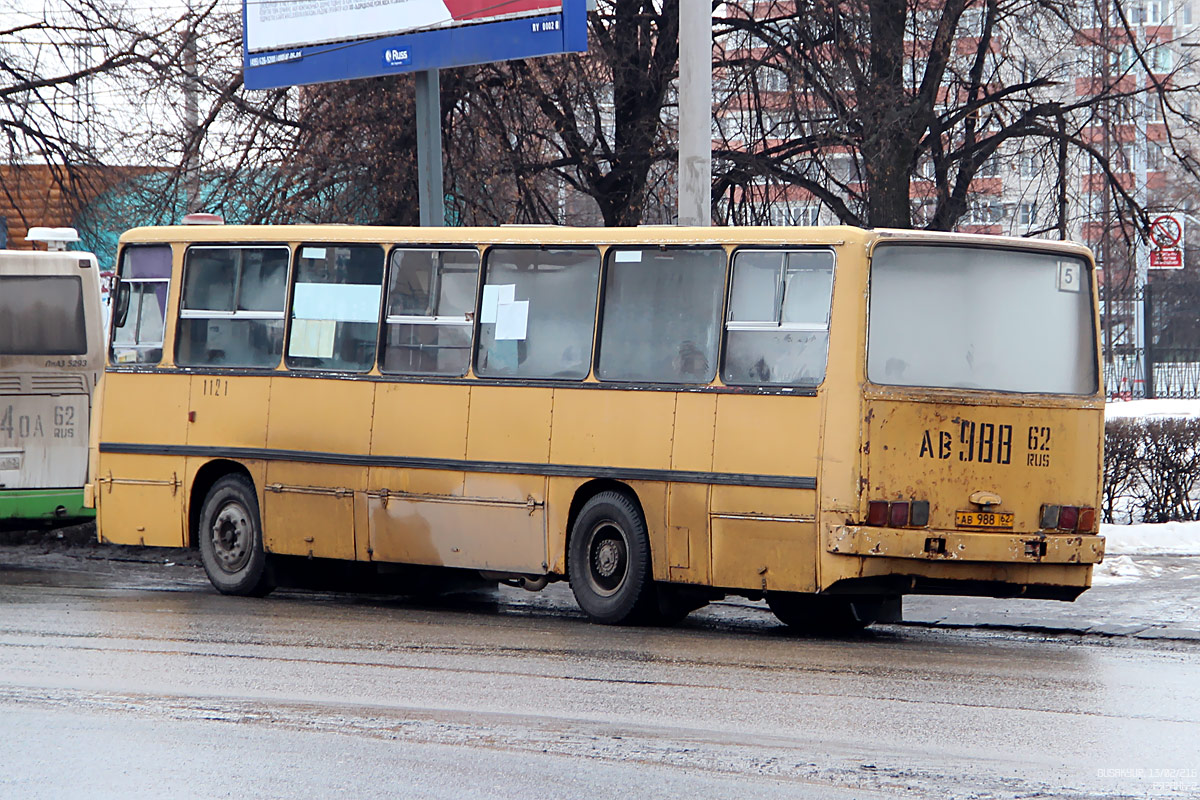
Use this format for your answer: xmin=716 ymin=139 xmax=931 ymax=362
xmin=243 ymin=0 xmax=587 ymax=89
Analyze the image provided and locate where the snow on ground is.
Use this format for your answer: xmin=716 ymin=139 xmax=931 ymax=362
xmin=1104 ymin=398 xmax=1200 ymax=420
xmin=1101 ymin=521 xmax=1200 ymax=556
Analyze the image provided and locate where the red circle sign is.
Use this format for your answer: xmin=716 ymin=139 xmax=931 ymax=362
xmin=1150 ymin=214 xmax=1182 ymax=248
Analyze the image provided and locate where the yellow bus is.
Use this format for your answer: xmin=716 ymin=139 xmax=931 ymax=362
xmin=88 ymin=224 xmax=1105 ymax=630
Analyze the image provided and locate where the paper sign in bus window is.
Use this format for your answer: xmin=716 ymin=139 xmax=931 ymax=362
xmin=495 ymin=300 xmax=529 ymax=340
xmin=292 ymin=283 xmax=381 ymax=322
xmin=481 ymin=284 xmax=515 ymax=323
xmin=288 ymin=319 xmax=336 ymax=358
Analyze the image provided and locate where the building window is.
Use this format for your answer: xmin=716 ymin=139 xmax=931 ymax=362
xmin=1019 ymin=202 xmax=1039 ymax=228
xmin=177 ymin=246 xmax=289 ymax=368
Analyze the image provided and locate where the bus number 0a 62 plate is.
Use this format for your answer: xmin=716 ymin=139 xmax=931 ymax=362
xmin=955 ymin=510 xmax=1014 ymax=529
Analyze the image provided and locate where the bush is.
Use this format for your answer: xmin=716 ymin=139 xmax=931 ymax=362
xmin=1103 ymin=417 xmax=1200 ymax=523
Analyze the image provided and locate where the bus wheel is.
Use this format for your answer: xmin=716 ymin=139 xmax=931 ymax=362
xmin=197 ymin=474 xmax=274 ymax=597
xmin=766 ymin=593 xmax=874 ymax=634
xmin=568 ymin=491 xmax=655 ymax=625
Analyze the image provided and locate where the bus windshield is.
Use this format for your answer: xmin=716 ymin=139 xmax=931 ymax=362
xmin=0 ymin=275 xmax=88 ymax=355
xmin=867 ymin=244 xmax=1097 ymax=395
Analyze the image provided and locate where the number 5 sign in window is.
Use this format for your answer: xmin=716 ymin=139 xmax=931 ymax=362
xmin=1057 ymin=261 xmax=1081 ymax=293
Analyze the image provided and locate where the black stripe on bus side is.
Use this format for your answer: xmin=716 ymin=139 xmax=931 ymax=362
xmin=101 ymin=366 xmax=821 ymax=397
xmin=97 ymin=442 xmax=817 ymax=490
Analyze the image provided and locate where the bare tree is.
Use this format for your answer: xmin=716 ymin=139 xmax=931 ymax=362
xmin=713 ymin=0 xmax=1200 ymax=235
xmin=1 ymin=0 xmax=191 ymax=228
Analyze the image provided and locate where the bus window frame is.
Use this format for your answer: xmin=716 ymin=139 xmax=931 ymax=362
xmin=472 ymin=244 xmax=602 ymax=383
xmin=593 ymin=243 xmax=729 ymax=387
xmin=719 ymin=245 xmax=837 ymax=390
xmin=285 ymin=242 xmax=387 ymax=375
xmin=864 ymin=240 xmax=1101 ymax=397
xmin=110 ymin=244 xmax=173 ymax=367
xmin=175 ymin=244 xmax=292 ymax=370
xmin=379 ymin=244 xmax=482 ymax=378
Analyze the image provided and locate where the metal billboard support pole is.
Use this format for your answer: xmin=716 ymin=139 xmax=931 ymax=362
xmin=677 ymin=0 xmax=711 ymax=227
xmin=415 ymin=69 xmax=445 ymax=227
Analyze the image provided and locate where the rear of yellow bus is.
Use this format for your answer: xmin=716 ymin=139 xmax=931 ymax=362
xmin=827 ymin=236 xmax=1104 ymax=604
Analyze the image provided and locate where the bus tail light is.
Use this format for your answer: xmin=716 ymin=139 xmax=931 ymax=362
xmin=1040 ymin=504 xmax=1097 ymax=532
xmin=866 ymin=500 xmax=929 ymax=528
xmin=1058 ymin=506 xmax=1079 ymax=531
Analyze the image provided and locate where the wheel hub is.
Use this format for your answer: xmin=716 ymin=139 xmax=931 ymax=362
xmin=211 ymin=504 xmax=251 ymax=573
xmin=594 ymin=540 xmax=621 ymax=578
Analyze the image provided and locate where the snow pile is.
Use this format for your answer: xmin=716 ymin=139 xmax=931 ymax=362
xmin=1101 ymin=521 xmax=1200 ymax=556
xmin=1091 ymin=554 xmax=1166 ymax=585
xmin=1104 ymin=398 xmax=1200 ymax=420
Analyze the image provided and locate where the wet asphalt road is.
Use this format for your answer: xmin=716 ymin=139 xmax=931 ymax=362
xmin=0 ymin=545 xmax=1198 ymax=799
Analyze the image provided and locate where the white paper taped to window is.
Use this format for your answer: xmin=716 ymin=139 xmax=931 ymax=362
xmin=481 ymin=284 xmax=515 ymax=324
xmin=301 ymin=247 xmax=327 ymax=260
xmin=288 ymin=318 xmax=336 ymax=358
xmin=495 ymin=300 xmax=529 ymax=340
xmin=292 ymin=282 xmax=381 ymax=322
xmin=614 ymin=250 xmax=642 ymax=262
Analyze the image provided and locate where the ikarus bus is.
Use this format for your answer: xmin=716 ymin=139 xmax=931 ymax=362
xmin=0 ymin=228 xmax=104 ymax=522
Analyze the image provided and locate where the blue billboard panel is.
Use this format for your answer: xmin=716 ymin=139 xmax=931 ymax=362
xmin=243 ymin=0 xmax=587 ymax=90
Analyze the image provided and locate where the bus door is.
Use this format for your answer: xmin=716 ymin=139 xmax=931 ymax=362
xmin=849 ymin=244 xmax=1104 ymax=569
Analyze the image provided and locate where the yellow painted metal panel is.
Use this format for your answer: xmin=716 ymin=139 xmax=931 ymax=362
xmin=98 ymin=372 xmax=188 ymax=445
xmin=261 ymin=463 xmax=360 ymax=560
xmin=710 ymin=518 xmax=818 ymax=593
xmin=666 ymin=482 xmax=710 ymax=584
xmin=267 ymin=376 xmax=374 ymax=454
xmin=626 ymin=481 xmax=668 ymax=581
xmin=545 ymin=476 xmax=586 ymax=574
xmin=712 ymin=393 xmax=820 ymax=476
xmin=186 ymin=375 xmax=271 ymax=448
xmin=367 ymin=493 xmax=546 ymax=573
xmin=466 ymin=385 xmax=552 ymax=464
xmin=710 ymin=486 xmax=816 ymax=517
xmin=95 ymin=454 xmax=185 ymax=546
xmin=463 ymin=472 xmax=545 ymax=503
xmin=671 ymin=392 xmax=716 ymax=472
xmin=863 ymin=399 xmax=1104 ymax=534
xmin=371 ymin=382 xmax=468 ymax=460
xmin=549 ymin=389 xmax=674 ymax=468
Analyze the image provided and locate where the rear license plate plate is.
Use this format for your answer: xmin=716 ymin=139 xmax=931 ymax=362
xmin=955 ymin=510 xmax=1014 ymax=529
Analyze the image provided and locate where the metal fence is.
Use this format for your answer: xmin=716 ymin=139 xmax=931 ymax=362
xmin=1102 ymin=282 xmax=1200 ymax=399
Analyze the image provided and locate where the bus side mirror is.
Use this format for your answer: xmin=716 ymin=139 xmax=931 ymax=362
xmin=113 ymin=282 xmax=131 ymax=328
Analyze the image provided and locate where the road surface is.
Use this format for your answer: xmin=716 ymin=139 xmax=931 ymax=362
xmin=0 ymin=545 xmax=1196 ymax=799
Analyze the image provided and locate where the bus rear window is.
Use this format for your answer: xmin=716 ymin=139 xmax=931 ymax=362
xmin=867 ymin=244 xmax=1097 ymax=395
xmin=0 ymin=276 xmax=87 ymax=355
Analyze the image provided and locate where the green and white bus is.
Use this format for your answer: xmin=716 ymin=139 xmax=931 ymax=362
xmin=0 ymin=229 xmax=105 ymax=522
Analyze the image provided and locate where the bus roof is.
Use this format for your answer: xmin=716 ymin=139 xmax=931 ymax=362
xmin=116 ymin=224 xmax=1094 ymax=260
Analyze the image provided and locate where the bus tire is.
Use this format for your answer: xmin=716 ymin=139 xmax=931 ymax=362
xmin=766 ymin=592 xmax=874 ymax=634
xmin=197 ymin=474 xmax=274 ymax=597
xmin=568 ymin=491 xmax=655 ymax=625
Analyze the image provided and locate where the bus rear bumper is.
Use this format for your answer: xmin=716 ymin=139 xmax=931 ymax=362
xmin=0 ymin=489 xmax=95 ymax=522
xmin=827 ymin=525 xmax=1105 ymax=565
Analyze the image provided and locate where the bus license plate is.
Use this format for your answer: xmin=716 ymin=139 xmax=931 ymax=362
xmin=955 ymin=510 xmax=1014 ymax=529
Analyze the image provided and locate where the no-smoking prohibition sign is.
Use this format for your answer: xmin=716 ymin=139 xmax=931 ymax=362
xmin=1149 ymin=214 xmax=1184 ymax=268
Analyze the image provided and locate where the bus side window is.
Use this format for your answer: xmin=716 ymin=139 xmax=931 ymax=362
xmin=111 ymin=245 xmax=172 ymax=365
xmin=722 ymin=250 xmax=835 ymax=387
xmin=596 ymin=247 xmax=726 ymax=384
xmin=286 ymin=244 xmax=385 ymax=373
xmin=176 ymin=247 xmax=289 ymax=369
xmin=475 ymin=247 xmax=600 ymax=380
xmin=380 ymin=248 xmax=479 ymax=377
